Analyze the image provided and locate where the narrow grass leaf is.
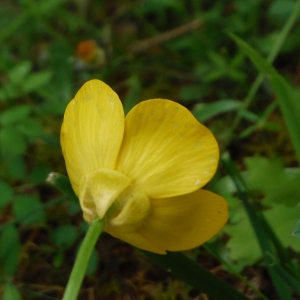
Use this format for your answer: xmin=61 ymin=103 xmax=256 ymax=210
xmin=140 ymin=250 xmax=250 ymax=300
xmin=192 ymin=99 xmax=242 ymax=123
xmin=230 ymin=34 xmax=300 ymax=163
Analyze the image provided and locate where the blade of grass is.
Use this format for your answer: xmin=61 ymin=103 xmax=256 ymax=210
xmin=140 ymin=250 xmax=251 ymax=300
xmin=225 ymin=0 xmax=300 ymax=148
xmin=230 ymin=34 xmax=300 ymax=164
xmin=276 ymin=265 xmax=300 ymax=295
xmin=204 ymin=244 xmax=269 ymax=300
xmin=0 ymin=0 xmax=68 ymax=43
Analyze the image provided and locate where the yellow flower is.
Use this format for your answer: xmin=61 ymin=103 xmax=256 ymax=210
xmin=61 ymin=79 xmax=228 ymax=254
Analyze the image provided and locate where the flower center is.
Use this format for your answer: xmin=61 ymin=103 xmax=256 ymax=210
xmin=79 ymin=168 xmax=150 ymax=232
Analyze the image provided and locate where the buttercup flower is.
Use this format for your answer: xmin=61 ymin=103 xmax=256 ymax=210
xmin=61 ymin=80 xmax=228 ymax=254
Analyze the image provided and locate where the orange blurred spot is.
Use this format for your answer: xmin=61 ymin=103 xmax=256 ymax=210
xmin=76 ymin=40 xmax=98 ymax=62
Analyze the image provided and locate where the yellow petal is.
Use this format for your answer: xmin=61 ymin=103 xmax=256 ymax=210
xmin=116 ymin=100 xmax=219 ymax=198
xmin=105 ymin=225 xmax=166 ymax=254
xmin=105 ymin=189 xmax=228 ymax=254
xmin=61 ymin=80 xmax=124 ymax=195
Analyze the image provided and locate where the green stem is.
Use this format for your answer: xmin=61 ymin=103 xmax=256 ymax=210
xmin=225 ymin=0 xmax=300 ymax=147
xmin=62 ymin=218 xmax=105 ymax=300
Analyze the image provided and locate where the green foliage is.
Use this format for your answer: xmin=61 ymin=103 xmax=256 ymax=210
xmin=0 ymin=61 xmax=52 ymax=101
xmin=246 ymin=156 xmax=300 ymax=206
xmin=231 ymin=33 xmax=300 ymax=163
xmin=192 ymin=100 xmax=242 ymax=123
xmin=3 ymin=283 xmax=22 ymax=300
xmin=0 ymin=181 xmax=13 ymax=209
xmin=13 ymin=195 xmax=45 ymax=225
xmin=0 ymin=225 xmax=20 ymax=276
xmin=1 ymin=0 xmax=300 ymax=298
xmin=51 ymin=225 xmax=79 ymax=248
xmin=222 ymin=156 xmax=300 ymax=267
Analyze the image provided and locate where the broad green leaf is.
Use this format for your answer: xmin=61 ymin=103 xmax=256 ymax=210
xmin=0 ymin=181 xmax=13 ymax=208
xmin=7 ymin=61 xmax=32 ymax=83
xmin=192 ymin=100 xmax=242 ymax=123
xmin=13 ymin=195 xmax=45 ymax=225
xmin=0 ymin=225 xmax=20 ymax=276
xmin=3 ymin=283 xmax=22 ymax=300
xmin=8 ymin=156 xmax=26 ymax=179
xmin=265 ymin=204 xmax=300 ymax=251
xmin=245 ymin=156 xmax=300 ymax=206
xmin=231 ymin=34 xmax=300 ymax=163
xmin=0 ymin=127 xmax=26 ymax=155
xmin=17 ymin=118 xmax=44 ymax=138
xmin=51 ymin=225 xmax=78 ymax=248
xmin=29 ymin=166 xmax=52 ymax=184
xmin=268 ymin=0 xmax=295 ymax=21
xmin=224 ymin=207 xmax=262 ymax=266
xmin=180 ymin=85 xmax=202 ymax=103
xmin=66 ymin=200 xmax=81 ymax=215
xmin=0 ymin=82 xmax=22 ymax=101
xmin=0 ymin=105 xmax=31 ymax=126
xmin=23 ymin=71 xmax=53 ymax=92
xmin=223 ymin=156 xmax=300 ymax=267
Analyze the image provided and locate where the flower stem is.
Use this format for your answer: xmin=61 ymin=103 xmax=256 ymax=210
xmin=62 ymin=218 xmax=105 ymax=300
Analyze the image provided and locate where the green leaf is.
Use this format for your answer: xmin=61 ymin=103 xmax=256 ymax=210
xmin=7 ymin=61 xmax=32 ymax=83
xmin=22 ymin=71 xmax=53 ymax=93
xmin=192 ymin=100 xmax=242 ymax=123
xmin=0 ymin=82 xmax=21 ymax=101
xmin=0 ymin=105 xmax=31 ymax=126
xmin=66 ymin=200 xmax=81 ymax=215
xmin=0 ymin=127 xmax=27 ymax=155
xmin=8 ymin=156 xmax=26 ymax=179
xmin=230 ymin=34 xmax=300 ymax=163
xmin=51 ymin=225 xmax=79 ymax=248
xmin=3 ymin=283 xmax=22 ymax=300
xmin=265 ymin=204 xmax=300 ymax=252
xmin=29 ymin=166 xmax=52 ymax=184
xmin=223 ymin=156 xmax=300 ymax=267
xmin=0 ymin=181 xmax=13 ymax=208
xmin=13 ymin=195 xmax=45 ymax=225
xmin=224 ymin=207 xmax=262 ymax=266
xmin=0 ymin=225 xmax=20 ymax=276
xmin=268 ymin=0 xmax=295 ymax=21
xmin=180 ymin=85 xmax=202 ymax=103
xmin=17 ymin=118 xmax=44 ymax=138
xmin=245 ymin=156 xmax=300 ymax=206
